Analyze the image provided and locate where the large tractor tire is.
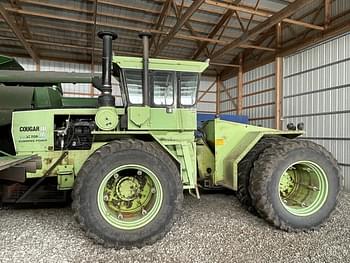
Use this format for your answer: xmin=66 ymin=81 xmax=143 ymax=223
xmin=249 ymin=139 xmax=342 ymax=231
xmin=237 ymin=136 xmax=286 ymax=213
xmin=72 ymin=139 xmax=183 ymax=248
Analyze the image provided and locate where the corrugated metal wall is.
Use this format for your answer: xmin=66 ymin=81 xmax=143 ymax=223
xmin=283 ymin=33 xmax=350 ymax=190
xmin=197 ymin=76 xmax=217 ymax=114
xmin=15 ymin=58 xmax=215 ymax=111
xmin=220 ymin=76 xmax=237 ymax=114
xmin=243 ymin=62 xmax=275 ymax=128
xmin=220 ymin=62 xmax=276 ymax=128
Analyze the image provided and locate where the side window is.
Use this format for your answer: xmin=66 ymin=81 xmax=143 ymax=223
xmin=179 ymin=72 xmax=198 ymax=106
xmin=153 ymin=71 xmax=174 ymax=106
xmin=124 ymin=69 xmax=142 ymax=104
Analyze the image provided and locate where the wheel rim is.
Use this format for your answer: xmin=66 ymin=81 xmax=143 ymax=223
xmin=97 ymin=164 xmax=163 ymax=230
xmin=278 ymin=161 xmax=328 ymax=217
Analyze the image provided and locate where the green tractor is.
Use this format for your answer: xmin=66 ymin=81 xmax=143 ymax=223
xmin=0 ymin=32 xmax=341 ymax=248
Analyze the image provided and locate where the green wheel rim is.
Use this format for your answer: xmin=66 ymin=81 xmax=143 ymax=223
xmin=97 ymin=164 xmax=163 ymax=230
xmin=278 ymin=161 xmax=328 ymax=217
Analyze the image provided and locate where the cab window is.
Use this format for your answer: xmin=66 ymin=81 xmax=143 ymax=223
xmin=152 ymin=71 xmax=174 ymax=106
xmin=179 ymin=72 xmax=199 ymax=106
xmin=124 ymin=69 xmax=143 ymax=104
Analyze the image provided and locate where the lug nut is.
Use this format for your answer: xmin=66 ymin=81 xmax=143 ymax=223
xmin=137 ymin=170 xmax=142 ymax=176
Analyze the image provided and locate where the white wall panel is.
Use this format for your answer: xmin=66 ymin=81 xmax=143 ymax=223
xmin=283 ymin=33 xmax=350 ymax=190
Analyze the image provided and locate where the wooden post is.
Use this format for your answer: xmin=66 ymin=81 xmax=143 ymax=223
xmin=216 ymin=75 xmax=220 ymax=115
xmin=35 ymin=61 xmax=40 ymax=71
xmin=237 ymin=53 xmax=243 ymax=115
xmin=324 ymin=0 xmax=332 ymax=29
xmin=275 ymin=22 xmax=282 ymax=130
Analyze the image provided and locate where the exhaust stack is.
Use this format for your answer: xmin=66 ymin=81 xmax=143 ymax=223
xmin=138 ymin=32 xmax=152 ymax=106
xmin=97 ymin=31 xmax=118 ymax=107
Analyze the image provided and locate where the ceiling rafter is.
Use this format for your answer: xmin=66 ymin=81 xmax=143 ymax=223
xmin=209 ymin=12 xmax=233 ymax=56
xmin=192 ymin=0 xmax=242 ymax=60
xmin=150 ymin=0 xmax=172 ymax=50
xmin=0 ymin=3 xmax=39 ymax=63
xmin=153 ymin=0 xmax=205 ymax=57
xmin=90 ymin=0 xmax=98 ymax=73
xmin=205 ymin=0 xmax=325 ymax=31
xmin=170 ymin=0 xmax=204 ymax=53
xmin=210 ymin=0 xmax=316 ymax=60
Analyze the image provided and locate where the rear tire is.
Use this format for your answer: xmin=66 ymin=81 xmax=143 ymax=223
xmin=72 ymin=139 xmax=183 ymax=248
xmin=237 ymin=136 xmax=286 ymax=213
xmin=249 ymin=139 xmax=341 ymax=231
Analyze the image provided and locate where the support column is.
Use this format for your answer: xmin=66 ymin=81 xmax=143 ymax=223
xmin=35 ymin=60 xmax=40 ymax=72
xmin=216 ymin=75 xmax=220 ymax=115
xmin=275 ymin=22 xmax=282 ymax=130
xmin=324 ymin=0 xmax=332 ymax=29
xmin=237 ymin=53 xmax=243 ymax=115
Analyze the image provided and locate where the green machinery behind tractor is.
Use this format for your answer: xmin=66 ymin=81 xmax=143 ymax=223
xmin=0 ymin=32 xmax=341 ymax=248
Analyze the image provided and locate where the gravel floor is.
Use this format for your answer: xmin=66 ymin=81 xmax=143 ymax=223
xmin=0 ymin=192 xmax=349 ymax=263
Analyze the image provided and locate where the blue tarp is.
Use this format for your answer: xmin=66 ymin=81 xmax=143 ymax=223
xmin=197 ymin=113 xmax=249 ymax=128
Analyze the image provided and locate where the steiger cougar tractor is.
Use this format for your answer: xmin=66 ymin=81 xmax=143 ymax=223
xmin=0 ymin=32 xmax=341 ymax=248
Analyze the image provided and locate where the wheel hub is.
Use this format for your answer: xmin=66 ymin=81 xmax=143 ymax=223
xmin=278 ymin=161 xmax=328 ymax=217
xmin=116 ymin=176 xmax=140 ymax=201
xmin=279 ymin=170 xmax=295 ymax=198
xmin=97 ymin=164 xmax=163 ymax=230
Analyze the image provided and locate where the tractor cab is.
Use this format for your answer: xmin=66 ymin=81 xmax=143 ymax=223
xmin=112 ymin=56 xmax=208 ymax=109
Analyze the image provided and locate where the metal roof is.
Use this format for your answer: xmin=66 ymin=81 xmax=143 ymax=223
xmin=0 ymin=0 xmax=349 ymax=78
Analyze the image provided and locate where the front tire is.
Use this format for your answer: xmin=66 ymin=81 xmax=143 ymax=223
xmin=72 ymin=139 xmax=183 ymax=248
xmin=249 ymin=139 xmax=341 ymax=231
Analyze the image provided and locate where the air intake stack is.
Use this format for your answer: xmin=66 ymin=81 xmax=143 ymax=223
xmin=138 ymin=32 xmax=152 ymax=106
xmin=95 ymin=31 xmax=119 ymax=131
xmin=97 ymin=31 xmax=118 ymax=107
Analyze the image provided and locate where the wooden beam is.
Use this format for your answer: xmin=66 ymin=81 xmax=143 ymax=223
xmin=210 ymin=62 xmax=240 ymax=68
xmin=205 ymin=0 xmax=324 ymax=31
xmin=170 ymin=0 xmax=203 ymax=53
xmin=240 ymin=44 xmax=275 ymax=51
xmin=90 ymin=0 xmax=98 ymax=96
xmin=216 ymin=75 xmax=220 ymax=114
xmin=4 ymin=6 xmax=274 ymax=52
xmin=210 ymin=0 xmax=315 ymax=60
xmin=150 ymin=0 xmax=172 ymax=49
xmin=197 ymin=80 xmax=216 ymax=103
xmin=275 ymin=22 xmax=282 ymax=130
xmin=193 ymin=10 xmax=234 ymax=58
xmin=237 ymin=54 xmax=243 ymax=114
xmin=90 ymin=0 xmax=98 ymax=72
xmin=192 ymin=0 xmax=242 ymax=59
xmin=0 ymin=3 xmax=39 ymax=63
xmin=153 ymin=0 xmax=205 ymax=56
xmin=324 ymin=0 xmax=332 ymax=29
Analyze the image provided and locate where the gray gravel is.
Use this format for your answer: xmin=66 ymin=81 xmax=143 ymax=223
xmin=0 ymin=192 xmax=350 ymax=263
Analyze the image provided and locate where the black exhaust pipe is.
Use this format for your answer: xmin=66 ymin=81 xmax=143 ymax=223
xmin=138 ymin=32 xmax=152 ymax=106
xmin=97 ymin=31 xmax=118 ymax=107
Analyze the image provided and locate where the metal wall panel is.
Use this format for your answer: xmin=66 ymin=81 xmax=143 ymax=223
xmin=283 ymin=33 xmax=350 ymax=190
xmin=243 ymin=62 xmax=275 ymax=129
xmin=197 ymin=76 xmax=216 ymax=113
xmin=220 ymin=77 xmax=237 ymax=114
xmin=220 ymin=63 xmax=276 ymax=126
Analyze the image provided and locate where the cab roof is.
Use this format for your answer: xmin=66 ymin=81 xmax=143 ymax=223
xmin=113 ymin=56 xmax=209 ymax=73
